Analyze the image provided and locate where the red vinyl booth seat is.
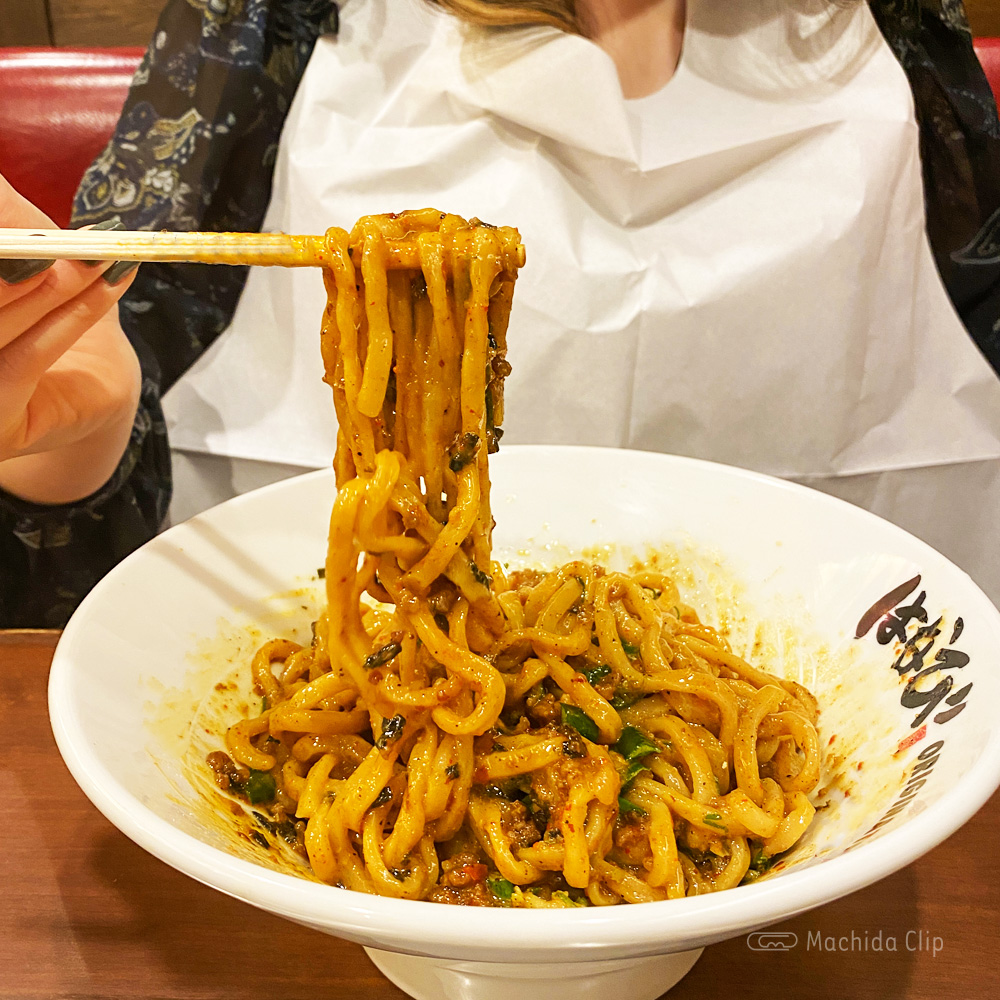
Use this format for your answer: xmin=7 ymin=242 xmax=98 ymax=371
xmin=0 ymin=48 xmax=144 ymax=228
xmin=1 ymin=41 xmax=1000 ymax=230
xmin=976 ymin=37 xmax=1000 ymax=110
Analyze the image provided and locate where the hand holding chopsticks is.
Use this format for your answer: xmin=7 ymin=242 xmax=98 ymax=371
xmin=0 ymin=187 xmax=142 ymax=506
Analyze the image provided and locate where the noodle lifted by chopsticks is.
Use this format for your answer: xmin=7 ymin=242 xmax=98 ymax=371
xmin=209 ymin=209 xmax=822 ymax=905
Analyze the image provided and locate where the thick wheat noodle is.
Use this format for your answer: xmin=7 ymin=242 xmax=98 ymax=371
xmin=216 ymin=210 xmax=822 ymax=906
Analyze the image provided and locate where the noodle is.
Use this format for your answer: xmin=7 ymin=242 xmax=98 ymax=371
xmin=206 ymin=209 xmax=822 ymax=906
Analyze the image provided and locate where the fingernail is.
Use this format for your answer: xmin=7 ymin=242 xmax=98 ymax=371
xmin=82 ymin=219 xmax=126 ymax=267
xmin=102 ymin=260 xmax=139 ymax=285
xmin=0 ymin=258 xmax=55 ymax=284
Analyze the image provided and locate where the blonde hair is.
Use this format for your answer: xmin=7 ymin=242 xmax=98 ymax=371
xmin=425 ymin=0 xmax=582 ymax=34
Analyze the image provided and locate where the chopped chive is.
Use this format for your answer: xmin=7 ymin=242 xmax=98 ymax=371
xmin=245 ymin=770 xmax=276 ymax=805
xmin=620 ymin=757 xmax=649 ymax=789
xmin=581 ymin=663 xmax=611 ymax=686
xmin=561 ymin=704 xmax=600 ymax=741
xmin=618 ymin=795 xmax=647 ymax=816
xmin=469 ymin=560 xmax=492 ymax=588
xmin=613 ymin=725 xmax=659 ymax=761
xmin=703 ymin=811 xmax=726 ymax=831
xmin=488 ymin=877 xmax=515 ymax=903
xmin=364 ymin=641 xmax=402 ymax=671
xmin=377 ymin=713 xmax=406 ymax=749
xmin=621 ymin=638 xmax=641 ymax=658
xmin=448 ymin=432 xmax=480 ymax=472
xmin=610 ymin=689 xmax=643 ymax=710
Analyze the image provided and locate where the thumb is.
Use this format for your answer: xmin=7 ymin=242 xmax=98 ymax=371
xmin=0 ymin=171 xmax=59 ymax=231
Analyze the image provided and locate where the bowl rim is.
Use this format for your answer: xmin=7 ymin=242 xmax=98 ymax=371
xmin=48 ymin=444 xmax=1000 ymax=960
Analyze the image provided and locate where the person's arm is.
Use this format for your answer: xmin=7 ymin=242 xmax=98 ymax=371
xmin=0 ymin=176 xmax=166 ymax=627
xmin=0 ymin=0 xmax=338 ymax=628
xmin=0 ymin=176 xmax=140 ymax=505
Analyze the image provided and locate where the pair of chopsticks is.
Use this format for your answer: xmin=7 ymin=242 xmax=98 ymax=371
xmin=0 ymin=229 xmax=327 ymax=267
xmin=0 ymin=229 xmax=527 ymax=269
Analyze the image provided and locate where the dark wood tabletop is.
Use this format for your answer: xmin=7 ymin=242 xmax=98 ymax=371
xmin=2 ymin=629 xmax=997 ymax=1000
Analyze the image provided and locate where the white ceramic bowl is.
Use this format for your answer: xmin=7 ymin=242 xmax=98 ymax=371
xmin=49 ymin=446 xmax=1000 ymax=1000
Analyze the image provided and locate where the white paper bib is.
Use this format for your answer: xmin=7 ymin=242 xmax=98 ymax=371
xmin=164 ymin=0 xmax=1000 ymax=482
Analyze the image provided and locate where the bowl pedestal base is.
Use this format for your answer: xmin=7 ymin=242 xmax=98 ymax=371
xmin=364 ymin=946 xmax=704 ymax=1000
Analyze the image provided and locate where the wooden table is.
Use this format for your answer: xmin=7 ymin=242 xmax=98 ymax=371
xmin=2 ymin=630 xmax=997 ymax=1000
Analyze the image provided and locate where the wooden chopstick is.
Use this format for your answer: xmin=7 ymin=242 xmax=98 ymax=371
xmin=0 ymin=229 xmax=327 ymax=266
xmin=0 ymin=229 xmax=527 ymax=269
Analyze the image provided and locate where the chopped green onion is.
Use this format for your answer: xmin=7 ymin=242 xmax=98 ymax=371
xmin=610 ymin=689 xmax=643 ymax=710
xmin=614 ymin=727 xmax=658 ymax=788
xmin=363 ymin=642 xmax=402 ymax=671
xmin=469 ymin=560 xmax=492 ymax=588
xmin=618 ymin=795 xmax=647 ymax=816
xmin=621 ymin=638 xmax=640 ymax=658
xmin=581 ymin=663 xmax=611 ymax=686
xmin=448 ymin=432 xmax=480 ymax=472
xmin=703 ymin=811 xmax=726 ymax=831
xmin=551 ymin=890 xmax=588 ymax=908
xmin=561 ymin=704 xmax=600 ymax=741
xmin=245 ymin=770 xmax=276 ymax=805
xmin=526 ymin=681 xmax=547 ymax=705
xmin=377 ymin=713 xmax=406 ymax=749
xmin=613 ymin=725 xmax=659 ymax=761
xmin=485 ymin=389 xmax=501 ymax=454
xmin=620 ymin=757 xmax=649 ymax=789
xmin=488 ymin=877 xmax=515 ymax=903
